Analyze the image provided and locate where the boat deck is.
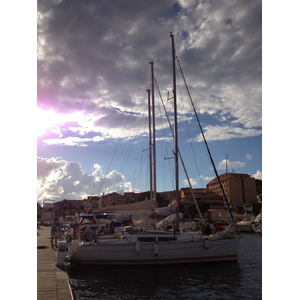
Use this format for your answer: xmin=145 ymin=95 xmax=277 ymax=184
xmin=37 ymin=226 xmax=73 ymax=300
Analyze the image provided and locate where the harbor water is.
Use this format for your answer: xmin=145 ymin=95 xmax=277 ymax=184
xmin=67 ymin=233 xmax=262 ymax=299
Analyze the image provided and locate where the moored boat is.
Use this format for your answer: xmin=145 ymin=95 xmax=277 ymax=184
xmin=63 ymin=33 xmax=240 ymax=266
xmin=252 ymin=212 xmax=262 ymax=233
xmin=236 ymin=205 xmax=255 ymax=232
xmin=66 ymin=225 xmax=239 ymax=265
xmin=236 ymin=218 xmax=255 ymax=232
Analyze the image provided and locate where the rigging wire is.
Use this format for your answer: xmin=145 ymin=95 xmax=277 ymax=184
xmin=177 ymin=70 xmax=206 ymax=188
xmin=154 ymin=79 xmax=175 ymax=193
xmin=155 ymin=76 xmax=205 ymax=224
xmin=176 ymin=71 xmax=205 ymax=188
xmin=97 ymin=65 xmax=150 ymax=195
xmin=176 ymin=56 xmax=235 ymax=223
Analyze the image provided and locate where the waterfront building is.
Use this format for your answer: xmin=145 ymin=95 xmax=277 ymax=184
xmin=84 ymin=196 xmax=101 ymax=212
xmin=180 ymin=187 xmax=224 ymax=210
xmin=99 ymin=192 xmax=128 ymax=207
xmin=53 ymin=199 xmax=85 ymax=217
xmin=123 ymin=192 xmax=140 ymax=202
xmin=206 ymin=173 xmax=257 ymax=212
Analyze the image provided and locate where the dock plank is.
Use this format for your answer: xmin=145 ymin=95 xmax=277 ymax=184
xmin=37 ymin=226 xmax=73 ymax=300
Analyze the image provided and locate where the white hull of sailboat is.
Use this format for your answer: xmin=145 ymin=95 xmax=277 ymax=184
xmin=67 ymin=232 xmax=239 ymax=265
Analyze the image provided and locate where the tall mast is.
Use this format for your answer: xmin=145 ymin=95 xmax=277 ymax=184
xmin=170 ymin=33 xmax=179 ymax=230
xmin=150 ymin=60 xmax=157 ymax=202
xmin=226 ymin=153 xmax=228 ymax=174
xmin=147 ymin=88 xmax=153 ymax=201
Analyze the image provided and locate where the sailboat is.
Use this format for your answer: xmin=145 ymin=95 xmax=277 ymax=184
xmin=65 ymin=33 xmax=240 ymax=265
xmin=236 ymin=204 xmax=255 ymax=232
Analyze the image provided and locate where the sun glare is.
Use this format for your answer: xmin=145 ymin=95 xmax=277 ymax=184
xmin=37 ymin=109 xmax=88 ymax=137
xmin=37 ymin=109 xmax=64 ymax=137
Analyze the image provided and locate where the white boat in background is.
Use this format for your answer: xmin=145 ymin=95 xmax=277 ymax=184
xmin=236 ymin=204 xmax=255 ymax=232
xmin=252 ymin=212 xmax=262 ymax=233
xmin=207 ymin=209 xmax=245 ymax=225
xmin=236 ymin=218 xmax=254 ymax=232
xmin=63 ymin=33 xmax=240 ymax=266
xmin=97 ymin=199 xmax=157 ymax=213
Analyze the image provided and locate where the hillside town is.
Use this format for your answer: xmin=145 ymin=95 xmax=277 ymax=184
xmin=37 ymin=172 xmax=262 ymax=222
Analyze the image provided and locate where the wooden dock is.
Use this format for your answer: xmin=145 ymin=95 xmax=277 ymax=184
xmin=37 ymin=226 xmax=73 ymax=300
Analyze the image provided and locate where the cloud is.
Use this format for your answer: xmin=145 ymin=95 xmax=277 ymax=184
xmin=43 ymin=136 xmax=105 ymax=147
xmin=217 ymin=159 xmax=246 ymax=171
xmin=200 ymin=175 xmax=215 ymax=181
xmin=246 ymin=153 xmax=253 ymax=160
xmin=37 ymin=157 xmax=136 ymax=201
xmin=252 ymin=170 xmax=262 ymax=180
xmin=37 ymin=157 xmax=66 ymax=179
xmin=178 ymin=0 xmax=196 ymax=9
xmin=183 ymin=178 xmax=198 ymax=186
xmin=37 ymin=0 xmax=261 ymax=145
xmin=192 ymin=125 xmax=261 ymax=142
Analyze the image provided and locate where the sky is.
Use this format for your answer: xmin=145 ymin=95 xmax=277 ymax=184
xmin=36 ymin=0 xmax=263 ymax=202
xmin=2 ymin=1 xmax=300 ymax=295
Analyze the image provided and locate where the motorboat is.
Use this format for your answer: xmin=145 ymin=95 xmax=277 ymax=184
xmin=236 ymin=204 xmax=255 ymax=232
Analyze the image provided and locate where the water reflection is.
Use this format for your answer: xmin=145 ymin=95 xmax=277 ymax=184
xmin=68 ymin=233 xmax=261 ymax=299
xmin=69 ymin=262 xmax=243 ymax=299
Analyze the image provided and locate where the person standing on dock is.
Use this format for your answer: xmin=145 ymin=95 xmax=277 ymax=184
xmin=50 ymin=217 xmax=59 ymax=248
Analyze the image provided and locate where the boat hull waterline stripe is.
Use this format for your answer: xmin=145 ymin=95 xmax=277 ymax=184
xmin=70 ymin=254 xmax=238 ymax=265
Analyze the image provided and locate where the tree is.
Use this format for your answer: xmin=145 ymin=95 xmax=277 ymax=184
xmin=198 ymin=202 xmax=210 ymax=213
xmin=138 ymin=191 xmax=150 ymax=201
xmin=188 ymin=204 xmax=197 ymax=219
xmin=251 ymin=202 xmax=262 ymax=215
xmin=138 ymin=192 xmax=168 ymax=207
xmin=187 ymin=202 xmax=210 ymax=219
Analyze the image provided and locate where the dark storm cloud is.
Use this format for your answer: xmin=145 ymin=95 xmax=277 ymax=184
xmin=38 ymin=0 xmax=262 ymax=142
xmin=38 ymin=0 xmax=173 ymax=112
